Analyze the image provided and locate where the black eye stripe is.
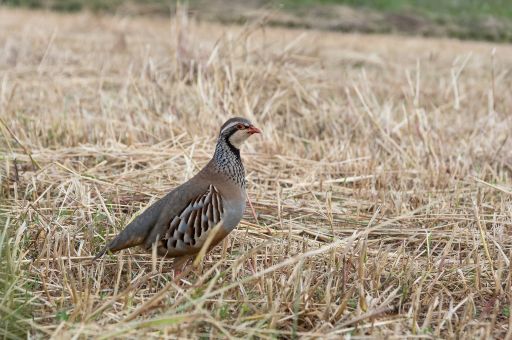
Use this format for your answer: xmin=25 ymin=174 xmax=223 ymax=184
xmin=220 ymin=118 xmax=253 ymax=134
xmin=225 ymin=126 xmax=240 ymax=138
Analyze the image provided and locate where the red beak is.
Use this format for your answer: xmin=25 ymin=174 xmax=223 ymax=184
xmin=247 ymin=125 xmax=261 ymax=134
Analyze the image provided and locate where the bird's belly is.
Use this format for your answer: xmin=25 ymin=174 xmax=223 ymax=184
xmin=222 ymin=197 xmax=246 ymax=231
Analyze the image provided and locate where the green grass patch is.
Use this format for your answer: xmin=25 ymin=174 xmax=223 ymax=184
xmin=282 ymin=0 xmax=512 ymax=20
xmin=1 ymin=0 xmax=512 ymax=41
xmin=0 ymin=217 xmax=32 ymax=339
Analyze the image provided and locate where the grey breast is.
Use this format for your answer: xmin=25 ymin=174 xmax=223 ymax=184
xmin=220 ymin=188 xmax=246 ymax=231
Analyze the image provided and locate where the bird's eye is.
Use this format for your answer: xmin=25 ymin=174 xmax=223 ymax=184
xmin=236 ymin=124 xmax=245 ymax=130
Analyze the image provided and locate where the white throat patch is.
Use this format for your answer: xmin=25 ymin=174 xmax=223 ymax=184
xmin=228 ymin=130 xmax=250 ymax=149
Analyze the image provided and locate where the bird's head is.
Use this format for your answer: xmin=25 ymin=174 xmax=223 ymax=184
xmin=219 ymin=117 xmax=261 ymax=149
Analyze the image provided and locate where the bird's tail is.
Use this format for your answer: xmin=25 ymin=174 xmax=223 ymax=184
xmin=92 ymin=208 xmax=162 ymax=260
xmin=92 ymin=193 xmax=170 ymax=261
xmin=93 ymin=226 xmax=147 ymax=260
xmin=93 ymin=243 xmax=111 ymax=261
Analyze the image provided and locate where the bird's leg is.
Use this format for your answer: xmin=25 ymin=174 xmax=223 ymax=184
xmin=247 ymin=193 xmax=259 ymax=224
xmin=247 ymin=255 xmax=264 ymax=293
xmin=247 ymin=255 xmax=257 ymax=274
xmin=171 ymin=255 xmax=192 ymax=277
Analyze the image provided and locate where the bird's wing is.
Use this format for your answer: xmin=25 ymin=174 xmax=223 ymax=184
xmin=156 ymin=184 xmax=229 ymax=257
xmin=93 ymin=163 xmax=226 ymax=260
xmin=93 ymin=178 xmax=209 ymax=260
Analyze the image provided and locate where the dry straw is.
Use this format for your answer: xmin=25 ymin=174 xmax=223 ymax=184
xmin=1 ymin=6 xmax=512 ymax=339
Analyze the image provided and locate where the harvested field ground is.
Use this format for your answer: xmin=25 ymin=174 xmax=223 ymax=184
xmin=1 ymin=7 xmax=512 ymax=339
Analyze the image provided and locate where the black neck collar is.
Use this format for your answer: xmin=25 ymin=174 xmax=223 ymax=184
xmin=213 ymin=136 xmax=241 ymax=163
xmin=224 ymin=136 xmax=241 ymax=160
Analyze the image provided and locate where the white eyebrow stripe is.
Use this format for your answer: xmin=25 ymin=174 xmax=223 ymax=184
xmin=220 ymin=121 xmax=242 ymax=133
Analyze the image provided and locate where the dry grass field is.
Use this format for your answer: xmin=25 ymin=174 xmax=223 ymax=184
xmin=1 ymin=7 xmax=512 ymax=339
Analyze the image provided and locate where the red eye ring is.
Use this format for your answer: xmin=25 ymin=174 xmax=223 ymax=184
xmin=236 ymin=124 xmax=245 ymax=130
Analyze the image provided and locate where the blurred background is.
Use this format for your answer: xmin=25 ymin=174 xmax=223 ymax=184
xmin=1 ymin=0 xmax=512 ymax=339
xmin=1 ymin=0 xmax=512 ymax=42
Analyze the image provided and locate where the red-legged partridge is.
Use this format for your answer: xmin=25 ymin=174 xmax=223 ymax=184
xmin=94 ymin=117 xmax=260 ymax=263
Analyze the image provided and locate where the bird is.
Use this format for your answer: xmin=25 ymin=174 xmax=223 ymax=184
xmin=94 ymin=117 xmax=261 ymax=266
